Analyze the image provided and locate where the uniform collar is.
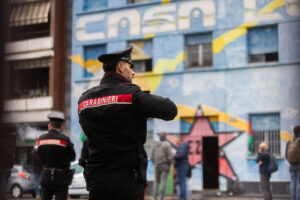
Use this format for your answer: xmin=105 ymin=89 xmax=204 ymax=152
xmin=49 ymin=129 xmax=61 ymax=134
xmin=100 ymin=72 xmax=129 ymax=85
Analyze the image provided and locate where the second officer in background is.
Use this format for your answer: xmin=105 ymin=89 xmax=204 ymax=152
xmin=37 ymin=111 xmax=76 ymax=200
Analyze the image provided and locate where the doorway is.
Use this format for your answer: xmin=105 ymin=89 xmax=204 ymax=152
xmin=202 ymin=136 xmax=219 ymax=189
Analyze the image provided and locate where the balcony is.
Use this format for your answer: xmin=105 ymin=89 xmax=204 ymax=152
xmin=4 ymin=96 xmax=53 ymax=112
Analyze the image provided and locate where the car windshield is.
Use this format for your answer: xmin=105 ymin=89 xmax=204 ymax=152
xmin=71 ymin=164 xmax=83 ymax=174
xmin=23 ymin=166 xmax=33 ymax=173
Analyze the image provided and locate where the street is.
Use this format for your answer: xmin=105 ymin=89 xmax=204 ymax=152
xmin=6 ymin=194 xmax=290 ymax=200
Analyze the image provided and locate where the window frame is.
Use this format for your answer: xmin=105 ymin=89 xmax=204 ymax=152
xmin=185 ymin=33 xmax=213 ymax=69
xmin=9 ymin=59 xmax=50 ymax=99
xmin=247 ymin=25 xmax=279 ymax=64
xmin=249 ymin=113 xmax=281 ymax=157
xmin=128 ymin=39 xmax=153 ymax=73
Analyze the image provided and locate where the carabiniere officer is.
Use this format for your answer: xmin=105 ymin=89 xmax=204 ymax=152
xmin=37 ymin=111 xmax=76 ymax=200
xmin=78 ymin=46 xmax=178 ymax=200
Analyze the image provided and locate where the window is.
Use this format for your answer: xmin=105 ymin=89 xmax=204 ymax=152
xmin=250 ymin=113 xmax=280 ymax=156
xmin=129 ymin=40 xmax=153 ymax=73
xmin=84 ymin=44 xmax=106 ymax=78
xmin=248 ymin=25 xmax=278 ymax=63
xmin=128 ymin=0 xmax=153 ymax=4
xmin=15 ymin=147 xmax=32 ymax=165
xmin=84 ymin=0 xmax=107 ymax=10
xmin=133 ymin=60 xmax=152 ymax=73
xmin=9 ymin=58 xmax=49 ymax=99
xmin=9 ymin=1 xmax=51 ymax=41
xmin=144 ymin=119 xmax=154 ymax=157
xmin=185 ymin=33 xmax=212 ymax=69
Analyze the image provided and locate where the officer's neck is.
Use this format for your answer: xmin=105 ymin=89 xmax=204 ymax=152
xmin=49 ymin=128 xmax=61 ymax=133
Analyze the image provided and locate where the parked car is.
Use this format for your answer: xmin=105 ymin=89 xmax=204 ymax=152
xmin=69 ymin=161 xmax=88 ymax=198
xmin=6 ymin=165 xmax=35 ymax=198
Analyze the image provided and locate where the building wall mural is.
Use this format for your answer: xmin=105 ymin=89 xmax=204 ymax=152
xmin=71 ymin=0 xmax=300 ymax=192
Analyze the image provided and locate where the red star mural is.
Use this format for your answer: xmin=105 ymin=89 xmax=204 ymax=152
xmin=166 ymin=107 xmax=241 ymax=180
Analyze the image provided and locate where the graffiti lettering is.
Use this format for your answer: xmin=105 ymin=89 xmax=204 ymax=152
xmin=243 ymin=0 xmax=283 ymax=23
xmin=76 ymin=13 xmax=106 ymax=42
xmin=196 ymin=140 xmax=201 ymax=154
xmin=286 ymin=0 xmax=300 ymax=17
xmin=187 ymin=140 xmax=201 ymax=155
xmin=142 ymin=4 xmax=176 ymax=34
xmin=178 ymin=1 xmax=216 ymax=30
xmin=75 ymin=1 xmax=216 ymax=42
xmin=107 ymin=9 xmax=141 ymax=39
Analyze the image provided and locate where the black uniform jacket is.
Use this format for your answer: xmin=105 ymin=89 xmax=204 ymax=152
xmin=37 ymin=129 xmax=76 ymax=169
xmin=78 ymin=72 xmax=177 ymax=182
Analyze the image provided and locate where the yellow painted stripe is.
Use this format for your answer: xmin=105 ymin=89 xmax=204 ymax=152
xmin=212 ymin=0 xmax=286 ymax=54
xmin=281 ymin=131 xmax=293 ymax=143
xmin=144 ymin=33 xmax=156 ymax=40
xmin=153 ymin=51 xmax=185 ymax=73
xmin=134 ymin=51 xmax=184 ymax=92
xmin=174 ymin=105 xmax=197 ymax=123
xmin=161 ymin=0 xmax=171 ymax=4
xmin=69 ymin=54 xmax=84 ymax=67
xmin=259 ymin=0 xmax=286 ymax=15
xmin=202 ymin=105 xmax=249 ymax=131
xmin=213 ymin=23 xmax=257 ymax=54
xmin=70 ymin=55 xmax=102 ymax=75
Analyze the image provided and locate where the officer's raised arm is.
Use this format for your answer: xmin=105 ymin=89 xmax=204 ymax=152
xmin=133 ymin=90 xmax=177 ymax=121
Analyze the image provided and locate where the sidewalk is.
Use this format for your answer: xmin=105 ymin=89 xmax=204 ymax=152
xmin=145 ymin=192 xmax=290 ymax=200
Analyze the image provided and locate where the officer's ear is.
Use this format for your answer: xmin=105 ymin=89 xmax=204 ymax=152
xmin=116 ymin=61 xmax=125 ymax=74
xmin=48 ymin=122 xmax=52 ymax=130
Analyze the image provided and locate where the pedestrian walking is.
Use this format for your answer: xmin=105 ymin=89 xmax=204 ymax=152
xmin=78 ymin=46 xmax=177 ymax=200
xmin=256 ymin=142 xmax=272 ymax=200
xmin=37 ymin=111 xmax=76 ymax=200
xmin=150 ymin=132 xmax=173 ymax=200
xmin=286 ymin=125 xmax=300 ymax=200
xmin=174 ymin=136 xmax=190 ymax=200
xmin=31 ymin=142 xmax=43 ymax=200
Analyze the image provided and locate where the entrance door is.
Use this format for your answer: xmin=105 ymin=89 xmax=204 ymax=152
xmin=202 ymin=136 xmax=219 ymax=189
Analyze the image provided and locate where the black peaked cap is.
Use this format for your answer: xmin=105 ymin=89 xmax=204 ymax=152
xmin=98 ymin=46 xmax=134 ymax=67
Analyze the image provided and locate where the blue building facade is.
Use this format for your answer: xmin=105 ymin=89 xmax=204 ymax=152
xmin=71 ymin=0 xmax=300 ymax=193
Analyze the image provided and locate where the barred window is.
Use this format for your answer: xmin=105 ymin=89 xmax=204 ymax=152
xmin=250 ymin=113 xmax=280 ymax=156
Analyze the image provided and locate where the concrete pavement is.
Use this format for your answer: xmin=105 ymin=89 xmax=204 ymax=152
xmin=6 ymin=193 xmax=290 ymax=200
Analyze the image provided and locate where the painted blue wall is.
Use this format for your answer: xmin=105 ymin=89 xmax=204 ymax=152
xmin=71 ymin=0 xmax=300 ymax=192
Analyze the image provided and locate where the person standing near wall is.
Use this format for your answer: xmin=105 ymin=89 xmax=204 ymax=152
xmin=78 ymin=46 xmax=177 ymax=200
xmin=37 ymin=111 xmax=76 ymax=200
xmin=150 ymin=132 xmax=173 ymax=200
xmin=286 ymin=125 xmax=300 ymax=200
xmin=31 ymin=142 xmax=43 ymax=200
xmin=174 ymin=136 xmax=190 ymax=200
xmin=256 ymin=142 xmax=272 ymax=200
